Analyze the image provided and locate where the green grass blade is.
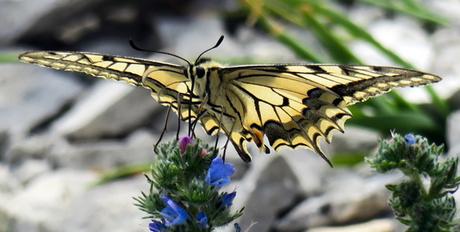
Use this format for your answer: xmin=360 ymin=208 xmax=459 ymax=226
xmin=299 ymin=9 xmax=362 ymax=64
xmin=265 ymin=0 xmax=362 ymax=64
xmin=0 ymin=53 xmax=20 ymax=63
xmin=92 ymin=163 xmax=151 ymax=186
xmin=357 ymin=0 xmax=448 ymax=25
xmin=310 ymin=3 xmax=413 ymax=68
xmin=350 ymin=111 xmax=438 ymax=134
xmin=257 ymin=16 xmax=323 ymax=62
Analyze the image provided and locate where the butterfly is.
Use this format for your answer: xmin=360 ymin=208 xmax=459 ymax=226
xmin=19 ymin=36 xmax=441 ymax=166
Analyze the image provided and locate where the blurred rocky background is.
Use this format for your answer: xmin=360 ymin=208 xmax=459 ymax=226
xmin=1 ymin=0 xmax=460 ymax=231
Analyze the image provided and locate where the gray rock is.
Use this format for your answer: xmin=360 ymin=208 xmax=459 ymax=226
xmin=12 ymin=159 xmax=51 ymax=184
xmin=0 ymin=130 xmax=8 ymax=159
xmin=306 ymin=218 xmax=397 ymax=232
xmin=425 ymin=0 xmax=460 ymax=26
xmin=0 ymin=169 xmax=98 ymax=232
xmin=280 ymin=149 xmax=330 ymax=195
xmin=0 ymin=0 xmax=103 ymax=45
xmin=446 ymin=110 xmax=460 ymax=152
xmin=156 ymin=16 xmax=236 ymax=59
xmin=50 ymin=81 xmax=159 ymax=140
xmin=50 ymin=176 xmax=147 ymax=232
xmin=276 ymin=172 xmax=399 ymax=231
xmin=4 ymin=134 xmax=56 ymax=163
xmin=0 ymin=163 xmax=20 ymax=194
xmin=328 ymin=127 xmax=379 ymax=155
xmin=49 ymin=130 xmax=158 ymax=169
xmin=225 ymin=155 xmax=300 ymax=232
xmin=0 ymin=64 xmax=83 ymax=138
xmin=432 ymin=28 xmax=460 ymax=101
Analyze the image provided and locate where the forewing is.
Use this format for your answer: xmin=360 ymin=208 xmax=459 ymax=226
xmin=221 ymin=64 xmax=441 ymax=164
xmin=19 ymin=51 xmax=201 ymax=119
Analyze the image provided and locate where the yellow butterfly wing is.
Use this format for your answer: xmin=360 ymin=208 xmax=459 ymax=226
xmin=221 ymin=64 xmax=441 ymax=165
xmin=18 ymin=51 xmax=201 ymax=120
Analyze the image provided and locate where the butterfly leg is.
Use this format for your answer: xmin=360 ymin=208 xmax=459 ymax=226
xmin=191 ymin=110 xmax=206 ymax=138
xmin=154 ymin=105 xmax=172 ymax=153
xmin=176 ymin=93 xmax=182 ymax=140
xmin=213 ymin=107 xmax=225 ymax=153
xmin=222 ymin=119 xmax=236 ymax=162
xmin=189 ymin=96 xmax=207 ymax=138
xmin=187 ymin=80 xmax=196 ymax=137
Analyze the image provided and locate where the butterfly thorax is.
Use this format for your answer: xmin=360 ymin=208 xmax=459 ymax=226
xmin=190 ymin=60 xmax=226 ymax=103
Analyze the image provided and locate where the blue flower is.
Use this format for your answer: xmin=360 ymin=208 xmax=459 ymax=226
xmin=160 ymin=195 xmax=189 ymax=227
xmin=149 ymin=220 xmax=166 ymax=232
xmin=234 ymin=223 xmax=241 ymax=232
xmin=222 ymin=191 xmax=237 ymax=208
xmin=205 ymin=157 xmax=235 ymax=188
xmin=405 ymin=133 xmax=416 ymax=145
xmin=196 ymin=211 xmax=208 ymax=229
xmin=179 ymin=136 xmax=193 ymax=154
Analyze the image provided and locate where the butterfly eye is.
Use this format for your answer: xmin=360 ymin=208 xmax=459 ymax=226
xmin=195 ymin=67 xmax=205 ymax=79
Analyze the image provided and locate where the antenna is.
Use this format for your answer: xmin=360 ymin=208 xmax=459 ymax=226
xmin=129 ymin=39 xmax=191 ymax=66
xmin=194 ymin=35 xmax=224 ymax=65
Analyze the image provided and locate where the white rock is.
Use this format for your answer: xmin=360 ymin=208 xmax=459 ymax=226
xmin=431 ymin=28 xmax=460 ymax=100
xmin=12 ymin=159 xmax=51 ymax=184
xmin=1 ymin=169 xmax=98 ymax=231
xmin=276 ymin=172 xmax=399 ymax=231
xmin=50 ymin=176 xmax=147 ymax=232
xmin=306 ymin=218 xmax=397 ymax=232
xmin=328 ymin=127 xmax=379 ymax=155
xmin=280 ymin=148 xmax=330 ymax=195
xmin=0 ymin=64 xmax=83 ymax=137
xmin=0 ymin=0 xmax=103 ymax=45
xmin=0 ymin=163 xmax=20 ymax=194
xmin=49 ymin=130 xmax=158 ymax=169
xmin=4 ymin=134 xmax=56 ymax=162
xmin=224 ymin=155 xmax=300 ymax=232
xmin=425 ymin=0 xmax=460 ymax=25
xmin=51 ymin=80 xmax=159 ymax=140
xmin=446 ymin=110 xmax=460 ymax=152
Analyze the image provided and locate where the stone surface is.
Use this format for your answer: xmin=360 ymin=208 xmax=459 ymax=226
xmin=280 ymin=149 xmax=330 ymax=195
xmin=49 ymin=130 xmax=158 ymax=169
xmin=446 ymin=109 xmax=460 ymax=160
xmin=0 ymin=169 xmax=98 ymax=232
xmin=225 ymin=155 xmax=300 ymax=232
xmin=0 ymin=64 xmax=83 ymax=138
xmin=0 ymin=0 xmax=103 ymax=45
xmin=306 ymin=219 xmax=397 ymax=232
xmin=50 ymin=176 xmax=147 ymax=232
xmin=432 ymin=28 xmax=460 ymax=100
xmin=4 ymin=134 xmax=56 ymax=163
xmin=426 ymin=0 xmax=460 ymax=25
xmin=0 ymin=163 xmax=20 ymax=194
xmin=275 ymin=172 xmax=398 ymax=231
xmin=12 ymin=159 xmax=51 ymax=185
xmin=328 ymin=127 xmax=379 ymax=155
xmin=50 ymin=81 xmax=159 ymax=140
